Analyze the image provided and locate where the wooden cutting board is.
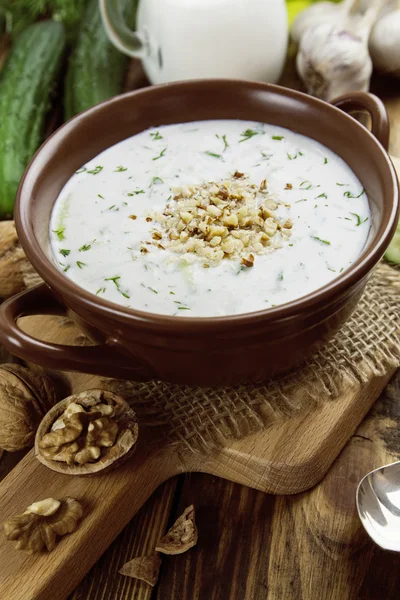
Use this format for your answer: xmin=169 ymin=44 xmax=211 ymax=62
xmin=0 ymin=314 xmax=396 ymax=600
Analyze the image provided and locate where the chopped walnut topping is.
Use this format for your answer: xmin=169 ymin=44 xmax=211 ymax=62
xmin=145 ymin=174 xmax=291 ymax=266
xmin=241 ymin=254 xmax=255 ymax=268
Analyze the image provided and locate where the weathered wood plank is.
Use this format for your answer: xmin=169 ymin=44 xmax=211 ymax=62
xmin=153 ymin=370 xmax=400 ymax=600
xmin=68 ymin=477 xmax=179 ymax=600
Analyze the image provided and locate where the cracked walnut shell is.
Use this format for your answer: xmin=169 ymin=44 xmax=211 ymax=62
xmin=119 ymin=554 xmax=162 ymax=587
xmin=0 ymin=363 xmax=59 ymax=452
xmin=156 ymin=505 xmax=198 ymax=555
xmin=3 ymin=497 xmax=83 ymax=553
xmin=35 ymin=389 xmax=139 ymax=475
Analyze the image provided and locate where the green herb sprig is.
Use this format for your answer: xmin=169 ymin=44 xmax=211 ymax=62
xmin=150 ymin=176 xmax=164 ymax=186
xmin=152 ymin=148 xmax=167 ymax=161
xmin=87 ymin=165 xmax=103 ymax=175
xmin=105 ymin=275 xmax=130 ymax=298
xmin=312 ymin=236 xmax=331 ymax=245
xmin=344 ymin=189 xmax=365 ymax=198
xmin=239 ymin=129 xmax=259 ymax=142
xmin=150 ymin=131 xmax=163 ymax=140
xmin=53 ymin=227 xmax=65 ymax=241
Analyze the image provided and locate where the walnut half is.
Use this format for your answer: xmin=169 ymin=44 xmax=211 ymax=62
xmin=35 ymin=390 xmax=139 ymax=475
xmin=3 ymin=497 xmax=83 ymax=553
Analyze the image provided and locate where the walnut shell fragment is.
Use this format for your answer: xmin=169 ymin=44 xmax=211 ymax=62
xmin=119 ymin=554 xmax=162 ymax=587
xmin=0 ymin=221 xmax=42 ymax=299
xmin=3 ymin=496 xmax=83 ymax=554
xmin=0 ymin=363 xmax=59 ymax=452
xmin=35 ymin=389 xmax=139 ymax=475
xmin=156 ymin=505 xmax=198 ymax=555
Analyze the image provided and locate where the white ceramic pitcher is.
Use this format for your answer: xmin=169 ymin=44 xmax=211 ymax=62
xmin=99 ymin=0 xmax=288 ymax=85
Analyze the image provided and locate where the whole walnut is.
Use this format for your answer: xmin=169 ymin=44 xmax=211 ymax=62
xmin=0 ymin=364 xmax=59 ymax=452
xmin=0 ymin=221 xmax=42 ymax=299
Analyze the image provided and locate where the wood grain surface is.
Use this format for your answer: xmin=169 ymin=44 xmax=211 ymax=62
xmin=66 ymin=371 xmax=400 ymax=600
xmin=0 ymin=299 xmax=395 ymax=600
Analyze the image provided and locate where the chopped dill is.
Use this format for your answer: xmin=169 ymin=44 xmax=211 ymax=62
xmin=150 ymin=131 xmax=163 ymax=140
xmin=87 ymin=165 xmax=103 ymax=175
xmin=152 ymin=148 xmax=167 ymax=161
xmin=79 ymin=240 xmax=95 ymax=252
xmin=53 ymin=227 xmax=65 ymax=241
xmin=300 ymin=181 xmax=312 ymax=190
xmin=239 ymin=129 xmax=259 ymax=142
xmin=344 ymin=189 xmax=365 ymax=198
xmin=287 ymin=151 xmax=303 ymax=160
xmin=128 ymin=189 xmax=145 ymax=196
xmin=312 ymin=236 xmax=331 ymax=245
xmin=150 ymin=176 xmax=164 ymax=186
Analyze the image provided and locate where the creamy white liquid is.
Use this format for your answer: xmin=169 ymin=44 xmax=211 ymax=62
xmin=50 ymin=120 xmax=370 ymax=317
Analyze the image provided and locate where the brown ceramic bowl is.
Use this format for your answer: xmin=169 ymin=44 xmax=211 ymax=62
xmin=0 ymin=81 xmax=398 ymax=386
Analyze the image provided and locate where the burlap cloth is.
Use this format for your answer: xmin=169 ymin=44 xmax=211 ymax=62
xmin=102 ymin=262 xmax=400 ymax=456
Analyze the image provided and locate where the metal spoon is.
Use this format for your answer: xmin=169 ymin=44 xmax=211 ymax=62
xmin=356 ymin=460 xmax=400 ymax=551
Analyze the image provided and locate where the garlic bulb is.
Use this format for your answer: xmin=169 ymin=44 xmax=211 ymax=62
xmin=291 ymin=0 xmax=356 ymax=45
xmin=357 ymin=0 xmax=396 ymax=16
xmin=369 ymin=7 xmax=400 ymax=76
xmin=296 ymin=5 xmax=381 ymax=101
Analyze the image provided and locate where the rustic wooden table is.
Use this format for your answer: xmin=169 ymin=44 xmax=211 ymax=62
xmin=64 ymin=73 xmax=400 ymax=600
xmin=0 ymin=62 xmax=399 ymax=600
xmin=63 ymin=373 xmax=400 ymax=600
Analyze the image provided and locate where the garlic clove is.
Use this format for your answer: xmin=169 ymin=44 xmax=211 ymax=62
xmin=291 ymin=0 xmax=356 ymax=45
xmin=369 ymin=10 xmax=400 ymax=77
xmin=357 ymin=0 xmax=396 ymax=17
xmin=296 ymin=23 xmax=373 ymax=101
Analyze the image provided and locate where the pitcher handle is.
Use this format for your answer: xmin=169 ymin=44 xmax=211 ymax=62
xmin=99 ymin=0 xmax=149 ymax=59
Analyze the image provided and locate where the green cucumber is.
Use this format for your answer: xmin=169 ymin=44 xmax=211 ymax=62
xmin=64 ymin=0 xmax=133 ymax=121
xmin=385 ymin=217 xmax=400 ymax=264
xmin=0 ymin=20 xmax=66 ymax=219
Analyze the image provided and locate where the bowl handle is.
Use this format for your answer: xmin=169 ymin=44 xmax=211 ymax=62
xmin=331 ymin=92 xmax=390 ymax=151
xmin=0 ymin=283 xmax=153 ymax=380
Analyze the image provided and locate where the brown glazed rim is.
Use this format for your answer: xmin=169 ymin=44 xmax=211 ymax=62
xmin=15 ymin=79 xmax=399 ymax=334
